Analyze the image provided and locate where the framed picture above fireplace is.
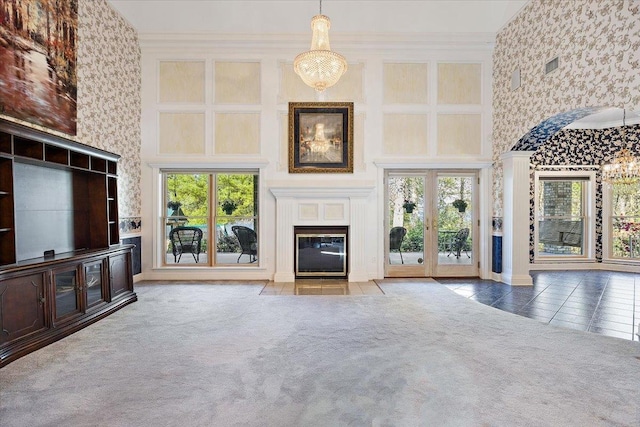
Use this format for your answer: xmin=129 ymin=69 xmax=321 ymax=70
xmin=288 ymin=102 xmax=353 ymax=173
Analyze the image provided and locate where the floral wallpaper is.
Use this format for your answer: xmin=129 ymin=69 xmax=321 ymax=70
xmin=492 ymin=0 xmax=640 ymax=218
xmin=78 ymin=0 xmax=141 ymax=219
xmin=0 ymin=0 xmax=141 ymax=221
xmin=528 ymin=124 xmax=640 ymax=262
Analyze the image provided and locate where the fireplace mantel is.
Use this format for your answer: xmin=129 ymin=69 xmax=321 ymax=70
xmin=269 ymin=180 xmax=375 ymax=199
xmin=269 ymin=180 xmax=375 ymax=282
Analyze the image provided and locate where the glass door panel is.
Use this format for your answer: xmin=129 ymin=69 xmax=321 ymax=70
xmin=85 ymin=261 xmax=104 ymax=307
xmin=434 ymin=173 xmax=477 ymax=276
xmin=386 ymin=174 xmax=428 ymax=276
xmin=53 ymin=268 xmax=81 ymax=322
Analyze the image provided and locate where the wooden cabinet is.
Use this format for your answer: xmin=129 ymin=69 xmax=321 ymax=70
xmin=0 ymin=246 xmax=136 ymax=367
xmin=109 ymin=252 xmax=132 ymax=298
xmin=0 ymin=272 xmax=47 ymax=347
xmin=0 ymin=119 xmax=136 ymax=368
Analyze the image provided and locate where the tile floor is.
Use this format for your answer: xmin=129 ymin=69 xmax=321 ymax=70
xmin=440 ymin=270 xmax=640 ymax=342
xmin=261 ymin=270 xmax=640 ymax=342
xmin=261 ymin=279 xmax=384 ymax=296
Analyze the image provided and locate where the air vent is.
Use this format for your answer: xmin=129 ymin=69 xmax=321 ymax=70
xmin=511 ymin=69 xmax=521 ymax=91
xmin=545 ymin=57 xmax=559 ymax=74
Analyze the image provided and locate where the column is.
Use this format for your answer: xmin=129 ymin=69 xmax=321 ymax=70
xmin=501 ymin=151 xmax=534 ymax=286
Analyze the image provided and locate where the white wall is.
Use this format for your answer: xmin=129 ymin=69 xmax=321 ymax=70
xmin=139 ymin=33 xmax=495 ymax=281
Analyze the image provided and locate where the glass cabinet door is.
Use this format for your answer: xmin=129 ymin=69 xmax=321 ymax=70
xmin=53 ymin=268 xmax=81 ymax=322
xmin=84 ymin=261 xmax=105 ymax=307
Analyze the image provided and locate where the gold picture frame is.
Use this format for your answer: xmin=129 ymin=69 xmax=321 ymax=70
xmin=288 ymin=102 xmax=354 ymax=173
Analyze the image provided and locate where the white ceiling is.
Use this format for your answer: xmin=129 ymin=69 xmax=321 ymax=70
xmin=106 ymin=0 xmax=529 ymax=35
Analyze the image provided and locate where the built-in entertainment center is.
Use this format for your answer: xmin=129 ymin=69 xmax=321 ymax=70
xmin=0 ymin=119 xmax=136 ymax=368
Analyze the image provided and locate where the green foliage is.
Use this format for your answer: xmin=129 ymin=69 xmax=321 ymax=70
xmin=401 ymin=221 xmax=424 ymax=251
xmin=452 ymin=199 xmax=468 ymax=211
xmin=166 ymin=173 xmax=209 ymax=218
xmin=216 ymin=174 xmax=257 ymax=220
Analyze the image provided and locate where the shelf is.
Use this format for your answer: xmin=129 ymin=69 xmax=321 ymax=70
xmin=107 ymin=160 xmax=117 ymax=175
xmin=45 ymin=144 xmax=69 ymax=166
xmin=70 ymin=151 xmax=90 ymax=170
xmin=0 ymin=132 xmax=10 ymax=154
xmin=13 ymin=137 xmax=43 ymax=160
xmin=91 ymin=157 xmax=107 ymax=173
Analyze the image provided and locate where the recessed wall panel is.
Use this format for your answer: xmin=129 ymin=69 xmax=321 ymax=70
xmin=215 ymin=62 xmax=261 ymax=104
xmin=159 ymin=61 xmax=205 ymax=103
xmin=383 ymin=114 xmax=429 ymax=156
xmin=384 ymin=63 xmax=429 ymax=104
xmin=437 ymin=63 xmax=481 ymax=105
xmin=215 ymin=113 xmax=260 ymax=154
xmin=437 ymin=114 xmax=482 ymax=156
xmin=325 ymin=63 xmax=364 ymax=103
xmin=159 ymin=112 xmax=205 ymax=154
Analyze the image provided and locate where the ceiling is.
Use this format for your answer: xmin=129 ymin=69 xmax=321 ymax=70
xmin=106 ymin=0 xmax=529 ymax=35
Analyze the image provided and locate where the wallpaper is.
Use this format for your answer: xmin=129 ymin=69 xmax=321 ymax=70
xmin=492 ymin=0 xmax=640 ymax=218
xmin=78 ymin=0 xmax=141 ymax=219
xmin=528 ymin=125 xmax=640 ymax=262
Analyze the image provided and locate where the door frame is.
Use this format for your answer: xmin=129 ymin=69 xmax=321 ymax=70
xmin=384 ymin=169 xmax=481 ymax=278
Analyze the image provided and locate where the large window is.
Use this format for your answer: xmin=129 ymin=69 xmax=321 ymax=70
xmin=163 ymin=171 xmax=258 ymax=266
xmin=609 ymin=181 xmax=640 ymax=260
xmin=535 ymin=173 xmax=594 ymax=259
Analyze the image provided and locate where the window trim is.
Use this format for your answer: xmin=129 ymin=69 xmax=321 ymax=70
xmin=533 ymin=170 xmax=596 ymax=261
xmin=602 ymin=181 xmax=640 ymax=264
xmin=152 ymin=165 xmax=264 ymax=269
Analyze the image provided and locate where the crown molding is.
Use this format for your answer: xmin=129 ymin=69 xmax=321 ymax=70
xmin=138 ymin=32 xmax=496 ymax=54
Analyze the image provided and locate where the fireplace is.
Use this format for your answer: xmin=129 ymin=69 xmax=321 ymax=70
xmin=295 ymin=226 xmax=348 ymax=278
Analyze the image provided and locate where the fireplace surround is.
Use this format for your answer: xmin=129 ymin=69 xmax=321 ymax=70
xmin=269 ymin=181 xmax=375 ymax=282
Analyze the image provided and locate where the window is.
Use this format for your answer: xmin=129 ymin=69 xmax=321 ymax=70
xmin=608 ymin=181 xmax=640 ymax=260
xmin=163 ymin=171 xmax=259 ymax=266
xmin=535 ymin=173 xmax=594 ymax=259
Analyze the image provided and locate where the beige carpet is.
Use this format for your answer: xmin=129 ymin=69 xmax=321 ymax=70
xmin=1 ymin=280 xmax=639 ymax=426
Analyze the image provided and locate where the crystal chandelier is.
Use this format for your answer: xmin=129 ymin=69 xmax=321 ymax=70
xmin=602 ymin=110 xmax=640 ymax=185
xmin=294 ymin=0 xmax=347 ymax=92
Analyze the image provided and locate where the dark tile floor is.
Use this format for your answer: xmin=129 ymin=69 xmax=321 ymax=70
xmin=438 ymin=270 xmax=640 ymax=342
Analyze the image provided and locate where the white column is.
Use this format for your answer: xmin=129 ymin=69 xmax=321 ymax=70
xmin=348 ymin=196 xmax=369 ymax=282
xmin=273 ymin=197 xmax=295 ymax=282
xmin=501 ymin=151 xmax=534 ymax=286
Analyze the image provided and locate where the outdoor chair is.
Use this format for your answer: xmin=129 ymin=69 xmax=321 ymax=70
xmin=448 ymin=227 xmax=470 ymax=259
xmin=169 ymin=226 xmax=203 ymax=263
xmin=389 ymin=226 xmax=407 ymax=264
xmin=232 ymin=225 xmax=257 ymax=263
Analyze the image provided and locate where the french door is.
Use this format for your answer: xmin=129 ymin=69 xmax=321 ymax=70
xmin=385 ymin=170 xmax=478 ymax=277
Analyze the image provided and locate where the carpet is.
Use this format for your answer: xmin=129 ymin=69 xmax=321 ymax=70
xmin=1 ymin=280 xmax=639 ymax=426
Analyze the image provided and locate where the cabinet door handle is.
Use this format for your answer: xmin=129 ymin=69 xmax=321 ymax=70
xmin=38 ymin=294 xmax=46 ymax=305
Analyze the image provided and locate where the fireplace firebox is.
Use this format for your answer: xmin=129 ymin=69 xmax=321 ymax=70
xmin=294 ymin=226 xmax=348 ymax=278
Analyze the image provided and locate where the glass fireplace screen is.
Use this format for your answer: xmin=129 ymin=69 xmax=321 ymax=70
xmin=296 ymin=234 xmax=347 ymax=277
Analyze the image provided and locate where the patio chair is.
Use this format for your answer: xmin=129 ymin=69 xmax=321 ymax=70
xmin=169 ymin=226 xmax=203 ymax=263
xmin=232 ymin=225 xmax=257 ymax=263
xmin=389 ymin=226 xmax=407 ymax=264
xmin=448 ymin=227 xmax=470 ymax=259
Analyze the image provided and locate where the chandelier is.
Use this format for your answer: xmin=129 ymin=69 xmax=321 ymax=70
xmin=602 ymin=110 xmax=640 ymax=185
xmin=294 ymin=0 xmax=347 ymax=92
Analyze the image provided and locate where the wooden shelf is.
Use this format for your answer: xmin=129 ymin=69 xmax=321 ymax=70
xmin=70 ymin=151 xmax=90 ymax=169
xmin=44 ymin=144 xmax=69 ymax=166
xmin=91 ymin=157 xmax=106 ymax=173
xmin=13 ymin=137 xmax=43 ymax=160
xmin=0 ymin=132 xmax=11 ymax=154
